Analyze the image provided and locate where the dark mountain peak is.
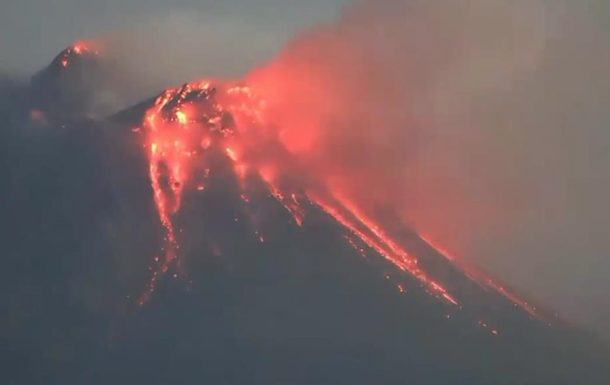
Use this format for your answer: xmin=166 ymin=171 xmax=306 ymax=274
xmin=27 ymin=41 xmax=111 ymax=123
xmin=52 ymin=42 xmax=100 ymax=71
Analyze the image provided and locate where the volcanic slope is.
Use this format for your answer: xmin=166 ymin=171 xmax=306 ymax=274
xmin=1 ymin=46 xmax=609 ymax=385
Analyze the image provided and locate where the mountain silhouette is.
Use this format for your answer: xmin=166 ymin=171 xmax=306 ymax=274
xmin=1 ymin=47 xmax=609 ymax=385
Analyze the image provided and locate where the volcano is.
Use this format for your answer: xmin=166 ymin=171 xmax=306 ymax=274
xmin=27 ymin=42 xmax=115 ymax=124
xmin=1 ymin=45 xmax=609 ymax=385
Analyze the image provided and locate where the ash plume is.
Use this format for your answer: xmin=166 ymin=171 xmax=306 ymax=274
xmin=246 ymin=0 xmax=610 ymax=337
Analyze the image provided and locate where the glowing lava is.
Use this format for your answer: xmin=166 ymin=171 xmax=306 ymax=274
xmin=308 ymin=192 xmax=459 ymax=306
xmin=57 ymin=41 xmax=98 ymax=68
xmin=420 ymin=235 xmax=540 ymax=318
xmin=137 ymin=80 xmax=266 ymax=303
xmin=133 ymin=78 xmax=539 ymax=321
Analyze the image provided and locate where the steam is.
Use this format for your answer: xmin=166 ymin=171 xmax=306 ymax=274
xmin=247 ymin=0 xmax=610 ymax=336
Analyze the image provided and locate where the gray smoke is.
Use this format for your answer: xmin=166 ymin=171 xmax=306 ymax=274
xmin=247 ymin=0 xmax=610 ymax=338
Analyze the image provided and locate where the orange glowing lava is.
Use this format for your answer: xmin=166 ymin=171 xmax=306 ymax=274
xmin=133 ymin=77 xmax=540 ymax=322
xmin=136 ymin=80 xmax=269 ymax=304
xmin=309 ymin=192 xmax=459 ymax=306
xmin=420 ymin=235 xmax=540 ymax=318
xmin=57 ymin=41 xmax=99 ymax=68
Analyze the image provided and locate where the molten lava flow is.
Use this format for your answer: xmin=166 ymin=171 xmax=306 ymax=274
xmin=262 ymin=178 xmax=305 ymax=227
xmin=133 ymin=77 xmax=540 ymax=321
xmin=139 ymin=81 xmax=213 ymax=303
xmin=420 ymin=235 xmax=540 ymax=318
xmin=136 ymin=80 xmax=268 ymax=304
xmin=308 ymin=192 xmax=459 ymax=306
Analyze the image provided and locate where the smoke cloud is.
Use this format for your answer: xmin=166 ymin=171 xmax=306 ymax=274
xmin=246 ymin=0 xmax=610 ymax=337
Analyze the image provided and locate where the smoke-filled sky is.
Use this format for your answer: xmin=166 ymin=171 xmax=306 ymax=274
xmin=2 ymin=0 xmax=610 ymax=339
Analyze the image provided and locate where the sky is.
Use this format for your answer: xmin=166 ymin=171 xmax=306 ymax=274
xmin=1 ymin=0 xmax=610 ymax=340
xmin=0 ymin=0 xmax=344 ymax=76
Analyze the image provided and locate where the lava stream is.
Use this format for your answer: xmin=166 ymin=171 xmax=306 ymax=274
xmin=307 ymin=192 xmax=459 ymax=306
xmin=133 ymin=78 xmax=541 ymax=320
